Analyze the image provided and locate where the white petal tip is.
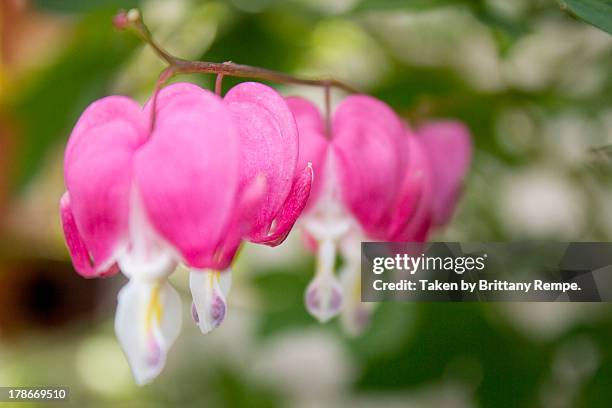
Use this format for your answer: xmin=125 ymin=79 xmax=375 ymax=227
xmin=313 ymin=312 xmax=336 ymax=324
xmin=133 ymin=368 xmax=160 ymax=386
xmin=305 ymin=277 xmax=343 ymax=323
xmin=191 ymin=297 xmax=227 ymax=335
xmin=342 ymin=305 xmax=373 ymax=336
xmin=115 ymin=280 xmax=182 ymax=386
xmin=190 ymin=269 xmax=231 ymax=335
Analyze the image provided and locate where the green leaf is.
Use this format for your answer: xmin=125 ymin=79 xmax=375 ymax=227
xmin=561 ymin=0 xmax=612 ymax=34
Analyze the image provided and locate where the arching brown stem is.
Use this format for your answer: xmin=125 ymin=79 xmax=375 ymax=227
xmin=117 ymin=9 xmax=358 ymax=94
xmin=115 ymin=8 xmax=358 ymax=134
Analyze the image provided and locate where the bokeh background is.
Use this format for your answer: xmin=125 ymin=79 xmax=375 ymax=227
xmin=1 ymin=0 xmax=612 ymax=406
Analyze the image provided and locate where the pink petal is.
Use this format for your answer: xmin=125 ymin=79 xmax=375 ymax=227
xmin=212 ymin=176 xmax=267 ymax=270
xmin=60 ymin=192 xmax=119 ymax=278
xmin=332 ymin=95 xmax=406 ymax=237
xmin=66 ymin=95 xmax=147 ymax=162
xmin=64 ymin=96 xmax=146 ymax=272
xmin=143 ymin=82 xmax=206 ymax=119
xmin=223 ymin=82 xmax=299 ymax=238
xmin=418 ymin=121 xmax=472 ymax=226
xmin=285 ymin=96 xmax=329 ymax=210
xmin=251 ymin=163 xmax=313 ymax=246
xmin=134 ymin=83 xmax=241 ymax=268
xmin=387 ymin=135 xmax=434 ymax=242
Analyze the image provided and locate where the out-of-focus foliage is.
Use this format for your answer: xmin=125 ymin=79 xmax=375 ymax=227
xmin=11 ymin=9 xmax=138 ymax=189
xmin=1 ymin=0 xmax=612 ymax=407
xmin=34 ymin=0 xmax=141 ymax=13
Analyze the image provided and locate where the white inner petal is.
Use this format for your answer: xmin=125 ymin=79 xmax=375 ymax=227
xmin=115 ymin=278 xmax=182 ymax=385
xmin=339 ymin=231 xmax=375 ymax=335
xmin=300 ymin=154 xmax=361 ymax=323
xmin=302 ymin=153 xmax=358 ymax=243
xmin=118 ymin=188 xmax=177 ymax=280
xmin=339 ymin=257 xmax=373 ymax=335
xmin=189 ymin=268 xmax=232 ymax=334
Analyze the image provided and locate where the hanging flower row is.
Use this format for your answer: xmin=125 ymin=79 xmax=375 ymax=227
xmin=59 ymin=9 xmax=471 ymax=384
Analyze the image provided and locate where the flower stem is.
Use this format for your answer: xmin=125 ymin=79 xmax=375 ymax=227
xmin=148 ymin=66 xmax=176 ymax=132
xmin=324 ymin=83 xmax=331 ymax=137
xmin=117 ymin=9 xmax=359 ymax=94
xmin=215 ymin=73 xmax=225 ymax=96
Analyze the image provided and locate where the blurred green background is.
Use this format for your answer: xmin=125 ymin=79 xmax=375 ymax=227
xmin=1 ymin=0 xmax=612 ymax=406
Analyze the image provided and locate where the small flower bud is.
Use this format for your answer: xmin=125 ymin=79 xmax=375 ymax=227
xmin=112 ymin=10 xmax=129 ymax=30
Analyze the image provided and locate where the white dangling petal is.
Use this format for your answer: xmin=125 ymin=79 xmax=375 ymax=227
xmin=118 ymin=188 xmax=178 ymax=281
xmin=189 ymin=268 xmax=231 ymax=334
xmin=115 ymin=279 xmax=182 ymax=385
xmin=304 ymin=239 xmax=343 ymax=322
xmin=339 ymin=234 xmax=374 ymax=335
xmin=339 ymin=261 xmax=375 ymax=336
xmin=298 ymin=156 xmax=361 ymax=323
xmin=305 ymin=274 xmax=343 ymax=323
xmin=118 ymin=250 xmax=176 ymax=281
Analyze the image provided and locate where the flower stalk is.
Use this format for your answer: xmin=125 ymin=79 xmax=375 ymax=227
xmin=115 ymin=9 xmax=358 ymax=93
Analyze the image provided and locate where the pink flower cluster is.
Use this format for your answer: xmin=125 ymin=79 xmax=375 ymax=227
xmin=288 ymin=96 xmax=471 ymax=331
xmin=60 ymin=82 xmax=470 ymax=383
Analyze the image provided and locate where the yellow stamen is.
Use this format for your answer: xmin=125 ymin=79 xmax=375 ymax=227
xmin=145 ymin=283 xmax=163 ymax=332
xmin=208 ymin=270 xmax=221 ymax=290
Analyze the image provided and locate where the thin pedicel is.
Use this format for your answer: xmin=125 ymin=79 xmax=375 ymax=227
xmin=114 ymin=8 xmax=358 ymax=134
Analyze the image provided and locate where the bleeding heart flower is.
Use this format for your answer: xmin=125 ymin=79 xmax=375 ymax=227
xmin=224 ymin=82 xmax=313 ymax=246
xmin=189 ymin=82 xmax=312 ymax=336
xmin=286 ymin=94 xmax=406 ymax=326
xmin=60 ymin=81 xmax=309 ymax=384
xmin=286 ymin=95 xmax=471 ymax=334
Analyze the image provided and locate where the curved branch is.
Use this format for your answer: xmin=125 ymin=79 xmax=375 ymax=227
xmin=115 ymin=8 xmax=359 ymax=93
